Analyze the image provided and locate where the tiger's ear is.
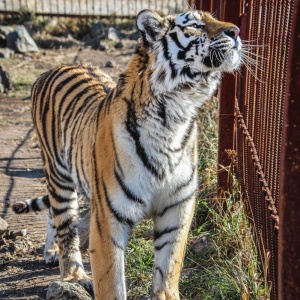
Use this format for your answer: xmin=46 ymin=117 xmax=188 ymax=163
xmin=137 ymin=10 xmax=164 ymax=44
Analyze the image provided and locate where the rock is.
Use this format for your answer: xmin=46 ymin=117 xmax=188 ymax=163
xmin=90 ymin=21 xmax=105 ymax=38
xmin=128 ymin=31 xmax=140 ymax=41
xmin=47 ymin=281 xmax=92 ymax=300
xmin=0 ymin=217 xmax=8 ymax=235
xmin=107 ymin=27 xmax=121 ymax=41
xmin=0 ymin=25 xmax=14 ymax=37
xmin=0 ymin=25 xmax=14 ymax=47
xmin=98 ymin=42 xmax=108 ymax=51
xmin=0 ymin=65 xmax=12 ymax=93
xmin=0 ymin=48 xmax=14 ymax=58
xmin=190 ymin=235 xmax=214 ymax=256
xmin=114 ymin=41 xmax=124 ymax=49
xmin=105 ymin=60 xmax=116 ymax=68
xmin=7 ymin=25 xmax=39 ymax=53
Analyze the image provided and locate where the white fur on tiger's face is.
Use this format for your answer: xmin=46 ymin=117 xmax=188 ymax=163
xmin=137 ymin=10 xmax=241 ymax=92
xmin=12 ymin=10 xmax=242 ymax=300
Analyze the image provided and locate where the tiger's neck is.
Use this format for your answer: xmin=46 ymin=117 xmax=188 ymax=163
xmin=117 ymin=47 xmax=220 ymax=126
xmin=113 ymin=48 xmax=220 ymax=175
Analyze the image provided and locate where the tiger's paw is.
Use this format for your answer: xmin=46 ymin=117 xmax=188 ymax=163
xmin=44 ymin=249 xmax=59 ymax=266
xmin=12 ymin=201 xmax=28 ymax=214
xmin=44 ymin=241 xmax=59 ymax=266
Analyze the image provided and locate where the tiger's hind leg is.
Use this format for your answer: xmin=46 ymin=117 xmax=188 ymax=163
xmin=44 ymin=207 xmax=59 ymax=265
xmin=47 ymin=181 xmax=93 ymax=295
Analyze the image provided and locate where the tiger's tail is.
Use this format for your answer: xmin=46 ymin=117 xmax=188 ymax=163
xmin=12 ymin=195 xmax=50 ymax=214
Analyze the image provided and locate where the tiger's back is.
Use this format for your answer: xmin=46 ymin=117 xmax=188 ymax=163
xmin=32 ymin=65 xmax=116 ymax=198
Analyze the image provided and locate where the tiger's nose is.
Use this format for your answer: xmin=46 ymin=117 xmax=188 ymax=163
xmin=224 ymin=27 xmax=240 ymax=40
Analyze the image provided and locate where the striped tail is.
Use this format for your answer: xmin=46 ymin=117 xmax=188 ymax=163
xmin=12 ymin=195 xmax=50 ymax=214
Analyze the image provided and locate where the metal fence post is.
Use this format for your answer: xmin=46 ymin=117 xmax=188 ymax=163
xmin=278 ymin=0 xmax=300 ymax=299
xmin=217 ymin=1 xmax=241 ymax=194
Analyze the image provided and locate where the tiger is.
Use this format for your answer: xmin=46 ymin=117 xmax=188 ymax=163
xmin=13 ymin=9 xmax=241 ymax=299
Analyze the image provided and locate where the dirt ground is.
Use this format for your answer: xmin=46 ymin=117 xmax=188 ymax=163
xmin=0 ymin=45 xmax=134 ymax=299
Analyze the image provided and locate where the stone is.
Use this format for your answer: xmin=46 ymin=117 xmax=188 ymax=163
xmin=46 ymin=281 xmax=92 ymax=300
xmin=0 ymin=26 xmax=14 ymax=47
xmin=90 ymin=21 xmax=105 ymax=38
xmin=98 ymin=42 xmax=108 ymax=51
xmin=0 ymin=48 xmax=14 ymax=59
xmin=7 ymin=25 xmax=39 ymax=53
xmin=105 ymin=60 xmax=116 ymax=68
xmin=0 ymin=25 xmax=14 ymax=37
xmin=114 ymin=41 xmax=124 ymax=49
xmin=128 ymin=31 xmax=140 ymax=41
xmin=0 ymin=65 xmax=12 ymax=93
xmin=190 ymin=235 xmax=214 ymax=256
xmin=107 ymin=27 xmax=121 ymax=41
xmin=0 ymin=217 xmax=8 ymax=235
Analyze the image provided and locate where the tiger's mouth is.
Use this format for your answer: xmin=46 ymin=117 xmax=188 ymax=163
xmin=202 ymin=38 xmax=242 ymax=70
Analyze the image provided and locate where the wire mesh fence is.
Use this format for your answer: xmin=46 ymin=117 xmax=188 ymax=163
xmin=0 ymin=0 xmax=189 ymax=18
xmin=192 ymin=0 xmax=300 ymax=299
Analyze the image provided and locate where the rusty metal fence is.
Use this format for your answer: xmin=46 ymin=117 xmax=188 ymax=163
xmin=193 ymin=1 xmax=300 ymax=300
xmin=0 ymin=0 xmax=189 ymax=18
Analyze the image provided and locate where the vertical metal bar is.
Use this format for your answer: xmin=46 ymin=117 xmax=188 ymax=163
xmin=217 ymin=0 xmax=241 ymax=194
xmin=135 ymin=0 xmax=137 ymax=16
xmin=64 ymin=0 xmax=67 ymax=16
xmin=279 ymin=1 xmax=300 ymax=299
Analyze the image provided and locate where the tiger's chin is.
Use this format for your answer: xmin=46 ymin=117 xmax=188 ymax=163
xmin=219 ymin=50 xmax=241 ymax=72
xmin=201 ymin=50 xmax=241 ymax=73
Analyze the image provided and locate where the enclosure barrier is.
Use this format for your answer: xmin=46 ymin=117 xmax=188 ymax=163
xmin=0 ymin=0 xmax=189 ymax=18
xmin=193 ymin=0 xmax=300 ymax=299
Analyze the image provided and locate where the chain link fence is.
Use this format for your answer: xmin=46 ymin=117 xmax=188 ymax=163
xmin=0 ymin=0 xmax=189 ymax=18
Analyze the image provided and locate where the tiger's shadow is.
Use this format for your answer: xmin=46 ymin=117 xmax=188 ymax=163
xmin=3 ymin=166 xmax=44 ymax=178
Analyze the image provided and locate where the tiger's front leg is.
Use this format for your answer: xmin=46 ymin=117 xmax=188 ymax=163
xmin=89 ymin=192 xmax=133 ymax=300
xmin=152 ymin=195 xmax=196 ymax=300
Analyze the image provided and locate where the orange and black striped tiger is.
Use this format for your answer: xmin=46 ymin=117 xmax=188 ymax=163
xmin=13 ymin=9 xmax=241 ymax=299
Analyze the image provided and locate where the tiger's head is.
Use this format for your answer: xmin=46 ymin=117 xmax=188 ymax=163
xmin=136 ymin=10 xmax=242 ymax=91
